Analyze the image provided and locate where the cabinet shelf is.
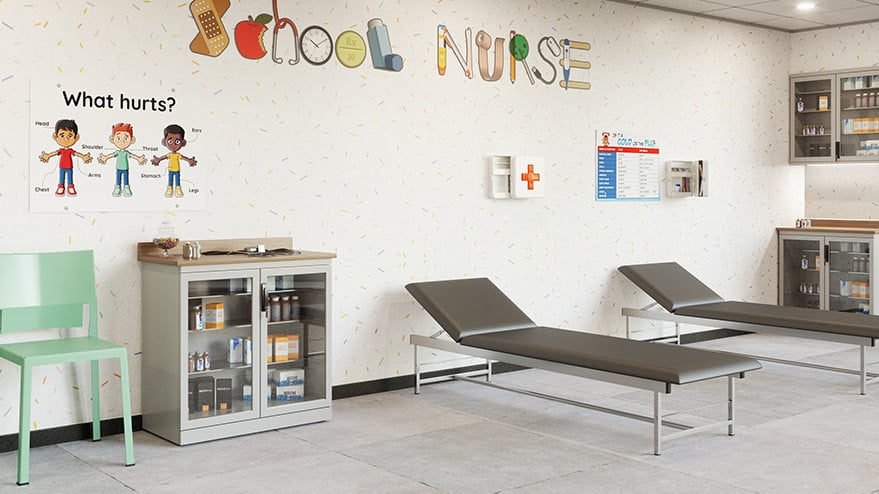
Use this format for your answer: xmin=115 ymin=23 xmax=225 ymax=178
xmin=267 ymin=319 xmax=301 ymax=326
xmin=842 ymin=106 xmax=879 ymax=111
xmin=188 ymin=400 xmax=251 ymax=421
xmin=794 ymin=134 xmax=830 ymax=138
xmin=188 ymin=320 xmax=251 ymax=332
xmin=268 ymin=358 xmax=305 ymax=367
xmin=188 ymin=360 xmax=251 ymax=375
xmin=796 ymin=89 xmax=831 ymax=95
xmin=189 ymin=290 xmax=252 ymax=299
xmin=795 ymin=109 xmax=831 ymax=113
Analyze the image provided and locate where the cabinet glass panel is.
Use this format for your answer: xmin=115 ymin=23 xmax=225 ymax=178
xmin=838 ymin=71 xmax=879 ymax=160
xmin=265 ymin=272 xmax=327 ymax=409
xmin=186 ymin=276 xmax=255 ymax=422
xmin=827 ymin=240 xmax=871 ymax=313
xmin=793 ymin=77 xmax=833 ymax=161
xmin=781 ymin=238 xmax=822 ymax=309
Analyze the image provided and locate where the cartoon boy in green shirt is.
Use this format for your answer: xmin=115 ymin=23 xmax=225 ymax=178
xmin=98 ymin=122 xmax=146 ymax=197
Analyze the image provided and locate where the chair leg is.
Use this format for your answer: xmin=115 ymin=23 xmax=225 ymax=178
xmin=17 ymin=362 xmax=32 ymax=486
xmin=91 ymin=360 xmax=101 ymax=441
xmin=118 ymin=351 xmax=135 ymax=466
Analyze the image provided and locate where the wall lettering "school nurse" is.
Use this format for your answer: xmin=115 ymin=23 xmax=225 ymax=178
xmin=436 ymin=25 xmax=591 ymax=91
xmin=184 ymin=1 xmax=591 ymax=90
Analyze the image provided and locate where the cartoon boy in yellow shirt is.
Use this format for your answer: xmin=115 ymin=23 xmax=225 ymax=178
xmin=151 ymin=124 xmax=197 ymax=198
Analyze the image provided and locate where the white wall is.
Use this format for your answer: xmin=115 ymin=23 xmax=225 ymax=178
xmin=792 ymin=24 xmax=879 ymax=218
xmin=0 ymin=1 xmax=801 ymax=435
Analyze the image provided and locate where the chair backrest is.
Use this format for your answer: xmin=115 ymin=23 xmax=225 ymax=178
xmin=0 ymin=250 xmax=97 ymax=336
xmin=406 ymin=277 xmax=537 ymax=342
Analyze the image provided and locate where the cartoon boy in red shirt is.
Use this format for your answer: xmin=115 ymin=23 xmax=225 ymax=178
xmin=38 ymin=119 xmax=93 ymax=196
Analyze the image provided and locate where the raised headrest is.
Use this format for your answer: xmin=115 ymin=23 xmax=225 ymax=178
xmin=406 ymin=277 xmax=537 ymax=342
xmin=618 ymin=262 xmax=725 ymax=312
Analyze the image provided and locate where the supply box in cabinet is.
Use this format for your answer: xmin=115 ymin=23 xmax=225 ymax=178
xmin=140 ymin=248 xmax=334 ymax=445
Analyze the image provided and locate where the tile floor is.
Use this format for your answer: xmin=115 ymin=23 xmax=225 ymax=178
xmin=3 ymin=333 xmax=879 ymax=493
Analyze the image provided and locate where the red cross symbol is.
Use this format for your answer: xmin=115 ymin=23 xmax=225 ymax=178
xmin=520 ymin=164 xmax=541 ymax=190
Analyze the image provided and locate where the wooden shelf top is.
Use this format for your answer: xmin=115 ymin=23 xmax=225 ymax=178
xmin=138 ymin=237 xmax=336 ymax=266
xmin=777 ymin=219 xmax=879 ymax=234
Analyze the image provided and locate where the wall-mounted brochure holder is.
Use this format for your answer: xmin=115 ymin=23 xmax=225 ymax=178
xmin=665 ymin=160 xmax=708 ymax=198
xmin=489 ymin=155 xmax=545 ymax=199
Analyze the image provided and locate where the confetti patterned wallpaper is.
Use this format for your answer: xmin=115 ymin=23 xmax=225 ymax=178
xmin=0 ymin=1 xmax=802 ymax=435
xmin=792 ymin=25 xmax=879 ymax=219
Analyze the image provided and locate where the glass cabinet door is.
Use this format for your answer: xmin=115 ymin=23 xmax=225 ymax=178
xmin=791 ymin=75 xmax=834 ymax=163
xmin=184 ymin=272 xmax=259 ymax=427
xmin=837 ymin=70 xmax=879 ymax=161
xmin=780 ymin=237 xmax=823 ymax=309
xmin=827 ymin=239 xmax=871 ymax=313
xmin=262 ymin=267 xmax=330 ymax=415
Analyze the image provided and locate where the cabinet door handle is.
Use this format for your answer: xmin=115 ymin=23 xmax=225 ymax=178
xmin=835 ymin=141 xmax=840 ymax=160
xmin=260 ymin=282 xmax=268 ymax=313
xmin=824 ymin=244 xmax=829 ymax=263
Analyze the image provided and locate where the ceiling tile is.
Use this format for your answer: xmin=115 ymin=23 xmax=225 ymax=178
xmin=613 ymin=0 xmax=879 ymax=30
xmin=702 ymin=7 xmax=780 ymax=22
xmin=641 ymin=0 xmax=727 ymax=12
xmin=744 ymin=0 xmax=868 ymax=16
xmin=705 ymin=0 xmax=777 ymax=7
xmin=796 ymin=5 xmax=879 ymax=24
xmin=757 ymin=16 xmax=827 ymax=29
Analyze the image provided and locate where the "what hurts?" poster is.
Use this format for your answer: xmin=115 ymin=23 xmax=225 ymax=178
xmin=29 ymin=81 xmax=207 ymax=213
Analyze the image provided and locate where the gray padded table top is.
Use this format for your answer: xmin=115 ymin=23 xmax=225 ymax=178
xmin=677 ymin=301 xmax=879 ymax=340
xmin=462 ymin=327 xmax=761 ymax=385
xmin=406 ymin=278 xmax=536 ymax=341
xmin=618 ymin=262 xmax=725 ymax=312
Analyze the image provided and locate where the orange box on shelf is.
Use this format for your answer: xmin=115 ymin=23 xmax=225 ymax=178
xmin=273 ymin=335 xmax=289 ymax=362
xmin=288 ymin=334 xmax=300 ymax=360
xmin=205 ymin=302 xmax=224 ymax=329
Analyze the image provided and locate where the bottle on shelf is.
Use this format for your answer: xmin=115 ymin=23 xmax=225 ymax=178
xmin=797 ymin=97 xmax=804 ymax=112
xmin=281 ymin=295 xmax=292 ymax=320
xmin=269 ymin=296 xmax=281 ymax=321
xmin=290 ymin=295 xmax=301 ymax=320
xmin=190 ymin=305 xmax=203 ymax=331
xmin=801 ymin=255 xmax=809 ymax=270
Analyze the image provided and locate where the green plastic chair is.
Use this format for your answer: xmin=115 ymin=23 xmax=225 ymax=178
xmin=0 ymin=250 xmax=134 ymax=485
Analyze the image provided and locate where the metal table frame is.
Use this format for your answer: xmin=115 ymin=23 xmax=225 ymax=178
xmin=411 ymin=332 xmax=744 ymax=455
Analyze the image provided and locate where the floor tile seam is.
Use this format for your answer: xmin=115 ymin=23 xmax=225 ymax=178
xmin=492 ymin=468 xmax=593 ymax=493
xmin=332 ymin=449 xmax=445 ymax=492
xmin=54 ymin=444 xmax=138 ymax=492
xmin=753 ymin=420 xmax=879 ymax=454
xmin=272 ymin=428 xmax=358 ymax=454
xmin=744 ymin=424 xmax=879 ymax=457
xmin=484 ymin=414 xmax=656 ymax=463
